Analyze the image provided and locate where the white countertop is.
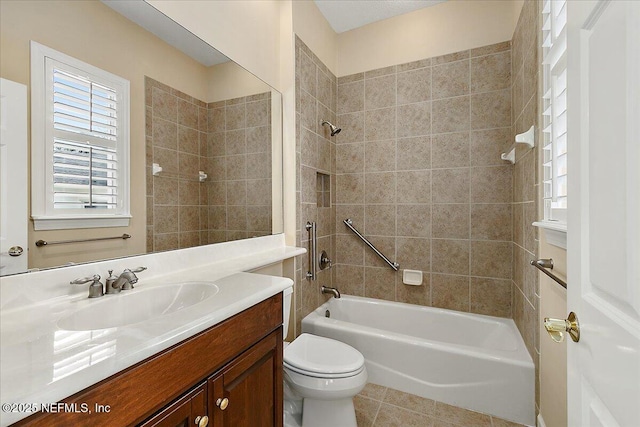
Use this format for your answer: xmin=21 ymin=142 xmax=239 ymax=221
xmin=0 ymin=235 xmax=304 ymax=426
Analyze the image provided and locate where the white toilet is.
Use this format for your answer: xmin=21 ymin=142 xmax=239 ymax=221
xmin=282 ymin=287 xmax=367 ymax=427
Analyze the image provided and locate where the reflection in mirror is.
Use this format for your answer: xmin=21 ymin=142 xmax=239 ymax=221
xmin=0 ymin=0 xmax=282 ymax=274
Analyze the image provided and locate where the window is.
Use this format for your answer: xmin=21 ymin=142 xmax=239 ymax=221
xmin=541 ymin=0 xmax=567 ymax=223
xmin=31 ymin=42 xmax=130 ymax=230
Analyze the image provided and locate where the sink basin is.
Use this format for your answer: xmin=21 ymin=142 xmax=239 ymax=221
xmin=58 ymin=282 xmax=219 ymax=330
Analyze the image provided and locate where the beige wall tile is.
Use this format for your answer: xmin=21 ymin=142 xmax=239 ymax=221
xmin=397 ymin=170 xmax=431 ymax=203
xmin=153 ymin=176 xmax=179 ymax=206
xmin=178 ymin=126 xmax=200 ymax=155
xmin=431 ymin=274 xmax=470 ymax=311
xmin=246 ymin=100 xmax=269 ymax=127
xmin=470 ymin=89 xmax=511 ymax=130
xmin=470 ymin=128 xmax=512 ymax=167
xmin=153 ymin=118 xmax=177 ymax=150
xmin=333 ymin=264 xmax=365 ymax=296
xmin=225 ymin=103 xmax=246 ymax=130
xmin=432 ymin=204 xmax=470 ymax=239
xmin=397 ymin=102 xmax=431 ymax=137
xmin=365 ymin=74 xmax=396 ymax=110
xmin=432 ymin=96 xmax=470 ymax=134
xmin=336 ymin=173 xmax=365 ymax=204
xmin=396 ymin=237 xmax=430 ymax=271
xmin=433 ymin=50 xmax=470 ymax=65
xmin=470 ymin=203 xmax=512 ymax=241
xmin=364 ymin=204 xmax=396 ymax=236
xmin=336 ymin=234 xmax=365 ymax=266
xmin=336 ymin=112 xmax=365 ymax=144
xmin=365 ymin=107 xmax=396 ymax=141
xmin=397 ymin=276 xmax=431 ymax=306
xmin=396 ymin=204 xmax=431 ymax=238
xmin=178 ymin=98 xmax=198 ymax=129
xmin=470 ymin=240 xmax=512 ymax=279
xmin=179 ymin=205 xmax=200 ymax=232
xmin=470 ymin=41 xmax=511 ymax=58
xmin=432 ymin=239 xmax=470 ymax=275
xmin=470 ymin=166 xmax=512 ymax=203
xmin=178 ymin=180 xmax=200 ymax=206
xmin=471 ymin=51 xmax=511 ymax=93
xmin=247 ymin=152 xmax=272 ymax=179
xmin=225 ymin=129 xmax=246 ymax=155
xmin=365 ymin=140 xmax=396 ymax=172
xmin=246 ymin=126 xmax=270 ymax=153
xmin=338 ymin=80 xmax=365 ymax=114
xmin=364 ymin=266 xmax=396 ymax=301
xmin=470 ymin=277 xmax=512 ymax=317
xmin=398 ymin=68 xmax=432 ymax=105
xmin=154 ymin=233 xmax=179 ymax=251
xmin=432 ymin=60 xmax=470 ymax=99
xmin=365 ymin=172 xmax=396 ymax=204
xmin=432 ymin=169 xmax=470 ymax=203
xmin=397 ymin=136 xmax=431 ymax=170
xmin=224 ymin=155 xmax=246 ymax=181
xmin=337 ymin=143 xmax=364 ymax=174
xmin=152 ymin=87 xmax=177 ymax=122
xmin=432 ymin=132 xmax=470 ymax=168
xmin=226 ymin=205 xmax=247 ymax=230
xmin=154 ymin=205 xmax=179 ymax=233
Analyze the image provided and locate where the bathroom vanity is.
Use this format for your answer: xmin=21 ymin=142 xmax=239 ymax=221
xmin=16 ymin=294 xmax=283 ymax=427
xmin=0 ymin=236 xmax=304 ymax=427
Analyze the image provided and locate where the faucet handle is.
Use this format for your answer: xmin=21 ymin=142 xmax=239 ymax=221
xmin=70 ymin=275 xmax=104 ymax=298
xmin=70 ymin=274 xmax=100 ymax=285
xmin=130 ymin=267 xmax=147 ymax=273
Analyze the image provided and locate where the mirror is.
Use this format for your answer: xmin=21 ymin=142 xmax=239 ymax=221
xmin=0 ymin=0 xmax=282 ymax=275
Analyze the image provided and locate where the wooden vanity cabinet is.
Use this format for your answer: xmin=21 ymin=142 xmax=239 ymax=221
xmin=139 ymin=383 xmax=207 ymax=427
xmin=13 ymin=294 xmax=283 ymax=427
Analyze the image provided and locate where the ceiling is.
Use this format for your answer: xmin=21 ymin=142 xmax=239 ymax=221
xmin=314 ymin=0 xmax=447 ymax=34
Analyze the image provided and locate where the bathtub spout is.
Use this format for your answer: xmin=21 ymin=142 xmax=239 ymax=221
xmin=321 ymin=286 xmax=341 ymax=299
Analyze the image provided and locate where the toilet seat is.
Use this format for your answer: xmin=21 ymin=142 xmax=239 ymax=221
xmin=284 ymin=334 xmax=365 ymax=378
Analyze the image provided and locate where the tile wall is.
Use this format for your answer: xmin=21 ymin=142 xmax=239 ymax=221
xmin=294 ymin=36 xmax=338 ymax=334
xmin=510 ymin=0 xmax=542 ymax=412
xmin=333 ymin=42 xmax=514 ymax=317
xmin=146 ymin=77 xmax=272 ymax=251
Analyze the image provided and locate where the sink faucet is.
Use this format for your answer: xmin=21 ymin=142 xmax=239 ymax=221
xmin=70 ymin=275 xmax=104 ymax=298
xmin=321 ymin=286 xmax=341 ymax=299
xmin=106 ymin=267 xmax=147 ymax=294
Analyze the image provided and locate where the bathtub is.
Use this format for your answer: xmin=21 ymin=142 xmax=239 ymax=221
xmin=301 ymin=296 xmax=535 ymax=426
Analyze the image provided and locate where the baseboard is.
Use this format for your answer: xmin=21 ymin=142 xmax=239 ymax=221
xmin=537 ymin=413 xmax=547 ymax=427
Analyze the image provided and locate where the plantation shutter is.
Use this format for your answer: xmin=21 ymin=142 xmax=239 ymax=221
xmin=49 ymin=63 xmax=120 ymax=210
xmin=541 ymin=0 xmax=568 ymax=221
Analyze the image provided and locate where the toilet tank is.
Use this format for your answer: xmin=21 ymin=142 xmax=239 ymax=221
xmin=283 ymin=286 xmax=293 ymax=339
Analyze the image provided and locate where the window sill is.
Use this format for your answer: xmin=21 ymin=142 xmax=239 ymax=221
xmin=32 ymin=215 xmax=131 ymax=230
xmin=533 ymin=221 xmax=567 ymax=250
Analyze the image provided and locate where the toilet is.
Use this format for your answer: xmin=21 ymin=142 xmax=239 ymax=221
xmin=282 ymin=287 xmax=367 ymax=427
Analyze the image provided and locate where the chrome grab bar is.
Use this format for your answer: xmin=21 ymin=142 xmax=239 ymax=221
xmin=306 ymin=222 xmax=317 ymax=280
xmin=530 ymin=258 xmax=567 ymax=289
xmin=343 ymin=219 xmax=399 ymax=271
xmin=35 ymin=234 xmax=131 ymax=247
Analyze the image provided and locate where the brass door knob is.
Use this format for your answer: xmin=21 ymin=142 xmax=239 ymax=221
xmin=194 ymin=415 xmax=209 ymax=427
xmin=216 ymin=397 xmax=229 ymax=410
xmin=544 ymin=311 xmax=580 ymax=343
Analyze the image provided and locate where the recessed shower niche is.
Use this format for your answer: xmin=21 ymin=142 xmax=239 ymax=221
xmin=316 ymin=172 xmax=330 ymax=207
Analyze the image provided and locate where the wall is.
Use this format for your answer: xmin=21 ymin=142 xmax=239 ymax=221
xmin=332 ymin=43 xmax=514 ymax=315
xmin=207 ymin=61 xmax=272 ymax=103
xmin=0 ymin=0 xmax=212 ymax=269
xmin=292 ymin=0 xmax=338 ymax=75
xmin=337 ymin=1 xmax=519 ymax=77
xmin=510 ymin=0 xmax=568 ymax=421
xmin=294 ymin=36 xmax=337 ymax=336
xmin=147 ymin=0 xmax=283 ymax=91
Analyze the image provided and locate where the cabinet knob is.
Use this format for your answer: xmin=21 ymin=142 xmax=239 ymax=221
xmin=194 ymin=415 xmax=209 ymax=427
xmin=216 ymin=397 xmax=229 ymax=410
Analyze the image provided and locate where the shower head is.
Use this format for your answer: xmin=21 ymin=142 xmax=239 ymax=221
xmin=321 ymin=120 xmax=341 ymax=136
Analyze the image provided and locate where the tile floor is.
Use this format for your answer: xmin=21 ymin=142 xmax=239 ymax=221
xmin=355 ymin=383 xmax=526 ymax=427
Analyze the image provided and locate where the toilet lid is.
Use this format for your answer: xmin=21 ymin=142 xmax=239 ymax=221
xmin=284 ymin=334 xmax=365 ymax=376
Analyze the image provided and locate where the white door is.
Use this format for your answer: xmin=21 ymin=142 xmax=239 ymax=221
xmin=567 ymin=1 xmax=640 ymax=426
xmin=0 ymin=78 xmax=28 ymax=276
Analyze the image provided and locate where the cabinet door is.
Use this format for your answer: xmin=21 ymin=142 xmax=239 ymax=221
xmin=140 ymin=383 xmax=208 ymax=427
xmin=209 ymin=329 xmax=283 ymax=427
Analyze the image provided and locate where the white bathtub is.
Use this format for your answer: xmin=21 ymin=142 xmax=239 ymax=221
xmin=301 ymin=296 xmax=535 ymax=426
